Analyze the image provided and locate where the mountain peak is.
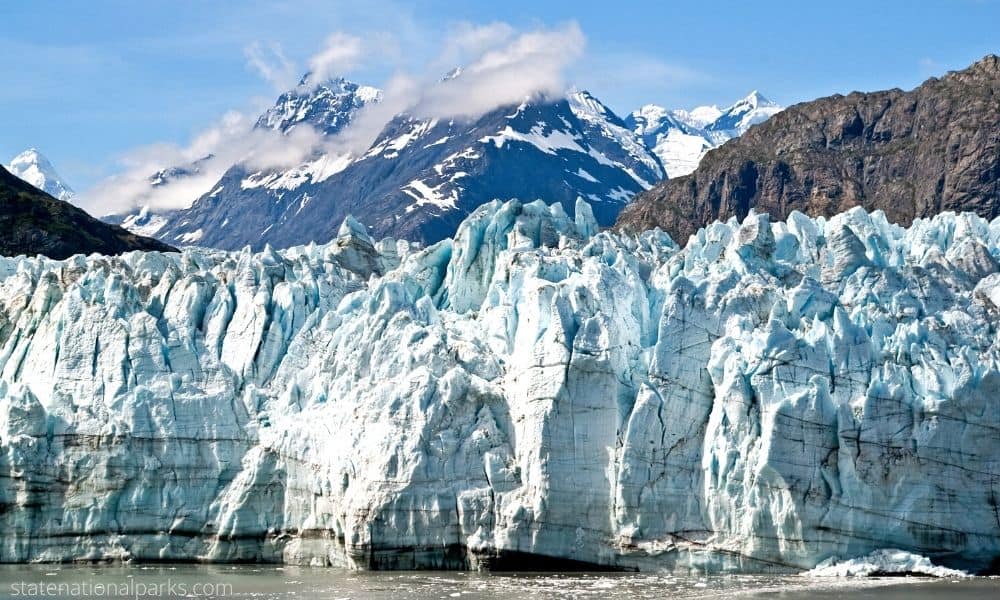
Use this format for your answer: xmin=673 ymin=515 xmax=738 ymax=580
xmin=6 ymin=148 xmax=75 ymax=202
xmin=624 ymin=92 xmax=783 ymax=179
xmin=729 ymin=90 xmax=777 ymax=111
xmin=618 ymin=56 xmax=999 ymax=245
xmin=634 ymin=103 xmax=669 ymax=118
xmin=945 ymin=53 xmax=1000 ymax=84
xmin=969 ymin=53 xmax=999 ymax=72
xmin=706 ymin=91 xmax=783 ymax=136
xmin=256 ymin=75 xmax=382 ymax=134
xmin=567 ymin=89 xmax=616 ymax=121
xmin=11 ymin=148 xmax=50 ymax=169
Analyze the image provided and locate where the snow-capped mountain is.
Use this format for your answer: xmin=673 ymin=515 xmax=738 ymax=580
xmin=138 ymin=75 xmax=663 ymax=250
xmin=5 ymin=148 xmax=75 ymax=202
xmin=257 ymin=75 xmax=381 ymax=134
xmin=102 ymin=155 xmax=216 ymax=238
xmin=626 ymin=91 xmax=783 ymax=178
xmin=103 ymin=205 xmax=173 ymax=239
xmin=106 ymin=77 xmax=379 ymax=242
xmin=626 ymin=105 xmax=715 ymax=178
xmin=108 ymin=76 xmax=776 ymax=250
xmin=702 ymin=90 xmax=782 ymax=141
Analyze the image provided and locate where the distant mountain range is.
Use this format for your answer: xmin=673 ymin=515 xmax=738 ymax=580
xmin=8 ymin=82 xmax=781 ymax=252
xmin=617 ymin=55 xmax=1000 ymax=243
xmin=94 ymin=77 xmax=777 ymax=250
xmin=625 ymin=91 xmax=782 ymax=178
xmin=111 ymin=78 xmax=666 ymax=250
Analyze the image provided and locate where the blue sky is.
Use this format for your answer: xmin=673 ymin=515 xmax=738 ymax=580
xmin=2 ymin=0 xmax=998 ymax=192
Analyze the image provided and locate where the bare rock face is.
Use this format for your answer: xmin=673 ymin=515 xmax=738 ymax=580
xmin=617 ymin=55 xmax=1000 ymax=243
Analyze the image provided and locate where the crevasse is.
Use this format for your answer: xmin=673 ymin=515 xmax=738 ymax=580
xmin=0 ymin=199 xmax=998 ymax=573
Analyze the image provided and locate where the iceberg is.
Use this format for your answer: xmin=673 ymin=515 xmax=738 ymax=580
xmin=0 ymin=199 xmax=998 ymax=573
xmin=804 ymin=549 xmax=970 ymax=578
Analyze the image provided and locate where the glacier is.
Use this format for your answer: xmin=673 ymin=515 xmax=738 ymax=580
xmin=0 ymin=199 xmax=998 ymax=573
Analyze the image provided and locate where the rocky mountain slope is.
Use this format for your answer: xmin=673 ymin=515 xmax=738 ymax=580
xmin=107 ymin=77 xmax=380 ymax=244
xmin=625 ymin=91 xmax=782 ymax=178
xmin=617 ymin=56 xmax=1000 ymax=243
xmin=0 ymin=165 xmax=175 ymax=259
xmin=1 ymin=199 xmax=997 ymax=572
xmin=5 ymin=148 xmax=75 ymax=202
xmin=108 ymin=77 xmax=781 ymax=252
xmin=143 ymin=81 xmax=663 ymax=251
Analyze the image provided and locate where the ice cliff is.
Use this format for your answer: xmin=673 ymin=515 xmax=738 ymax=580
xmin=0 ymin=199 xmax=998 ymax=573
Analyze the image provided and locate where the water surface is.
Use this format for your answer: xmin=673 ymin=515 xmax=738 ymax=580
xmin=0 ymin=565 xmax=996 ymax=599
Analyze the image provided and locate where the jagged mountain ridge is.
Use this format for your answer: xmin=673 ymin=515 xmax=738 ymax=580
xmin=107 ymin=76 xmax=779 ymax=251
xmin=257 ymin=75 xmax=382 ymax=134
xmin=625 ymin=91 xmax=783 ymax=178
xmin=617 ymin=55 xmax=1000 ymax=243
xmin=148 ymin=82 xmax=664 ymax=250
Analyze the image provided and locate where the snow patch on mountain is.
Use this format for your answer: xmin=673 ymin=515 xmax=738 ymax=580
xmin=116 ymin=206 xmax=170 ymax=238
xmin=481 ymin=123 xmax=586 ymax=154
xmin=402 ymin=178 xmax=459 ymax=211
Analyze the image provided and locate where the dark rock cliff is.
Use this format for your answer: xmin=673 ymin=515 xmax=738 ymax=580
xmin=617 ymin=55 xmax=1000 ymax=243
xmin=0 ymin=166 xmax=176 ymax=259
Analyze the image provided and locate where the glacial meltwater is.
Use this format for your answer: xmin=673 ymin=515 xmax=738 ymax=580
xmin=0 ymin=565 xmax=996 ymax=599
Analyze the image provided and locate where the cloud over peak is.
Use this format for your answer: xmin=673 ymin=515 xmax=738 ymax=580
xmin=306 ymin=33 xmax=364 ymax=85
xmin=83 ymin=20 xmax=588 ymax=216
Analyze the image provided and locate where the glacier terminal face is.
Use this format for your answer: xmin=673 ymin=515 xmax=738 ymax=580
xmin=0 ymin=200 xmax=998 ymax=573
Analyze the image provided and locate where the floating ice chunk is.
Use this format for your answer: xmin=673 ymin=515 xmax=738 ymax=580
xmin=804 ymin=549 xmax=970 ymax=578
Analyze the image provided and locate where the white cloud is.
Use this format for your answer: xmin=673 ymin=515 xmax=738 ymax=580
xmin=307 ymin=32 xmax=364 ymax=84
xmin=432 ymin=21 xmax=515 ymax=71
xmin=80 ymin=111 xmax=325 ymax=215
xmin=245 ymin=42 xmax=299 ymax=91
xmin=293 ymin=22 xmax=587 ymax=155
xmin=412 ymin=22 xmax=585 ymax=119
